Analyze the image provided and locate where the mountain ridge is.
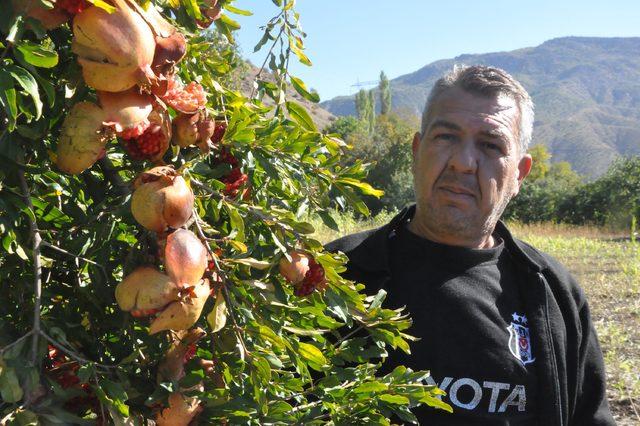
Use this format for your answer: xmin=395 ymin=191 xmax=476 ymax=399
xmin=320 ymin=36 xmax=640 ymax=177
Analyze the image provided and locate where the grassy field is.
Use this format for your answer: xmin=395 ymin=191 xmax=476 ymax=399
xmin=311 ymin=212 xmax=640 ymax=425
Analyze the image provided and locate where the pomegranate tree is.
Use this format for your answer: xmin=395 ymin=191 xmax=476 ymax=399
xmin=0 ymin=0 xmax=447 ymax=423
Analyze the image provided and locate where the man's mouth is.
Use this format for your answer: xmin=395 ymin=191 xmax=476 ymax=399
xmin=439 ymin=185 xmax=476 ymax=198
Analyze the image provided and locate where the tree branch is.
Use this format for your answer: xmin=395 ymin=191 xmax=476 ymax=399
xmin=18 ymin=171 xmax=42 ymax=365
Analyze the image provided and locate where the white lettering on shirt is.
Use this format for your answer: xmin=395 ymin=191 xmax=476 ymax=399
xmin=425 ymin=376 xmax=527 ymax=413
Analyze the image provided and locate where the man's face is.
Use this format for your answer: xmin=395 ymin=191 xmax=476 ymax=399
xmin=411 ymin=86 xmax=532 ymax=247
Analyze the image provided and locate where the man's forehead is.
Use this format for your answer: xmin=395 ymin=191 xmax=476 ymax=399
xmin=427 ymin=88 xmax=519 ymax=133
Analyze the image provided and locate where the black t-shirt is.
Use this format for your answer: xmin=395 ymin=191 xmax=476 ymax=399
xmin=385 ymin=222 xmax=538 ymax=425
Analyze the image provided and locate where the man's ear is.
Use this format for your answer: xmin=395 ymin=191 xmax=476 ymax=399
xmin=515 ymin=154 xmax=533 ymax=193
xmin=412 ymin=132 xmax=421 ymax=158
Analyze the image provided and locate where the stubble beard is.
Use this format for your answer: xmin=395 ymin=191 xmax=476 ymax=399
xmin=415 ymin=179 xmax=516 ymax=243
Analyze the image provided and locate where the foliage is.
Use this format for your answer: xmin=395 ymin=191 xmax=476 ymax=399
xmin=558 ymin=156 xmax=640 ymax=228
xmin=379 ymin=71 xmax=391 ymax=116
xmin=355 ymin=88 xmax=375 ymax=135
xmin=0 ymin=0 xmax=446 ymax=423
xmin=526 ymin=144 xmax=551 ymax=182
xmin=332 ymin=113 xmax=415 ymax=215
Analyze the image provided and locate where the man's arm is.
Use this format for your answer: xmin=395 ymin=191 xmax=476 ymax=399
xmin=571 ymin=294 xmax=616 ymax=426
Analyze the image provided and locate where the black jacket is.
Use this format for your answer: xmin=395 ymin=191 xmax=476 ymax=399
xmin=325 ymin=205 xmax=615 ymax=426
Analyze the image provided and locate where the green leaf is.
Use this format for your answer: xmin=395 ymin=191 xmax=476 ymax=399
xmin=6 ymin=65 xmax=42 ymax=120
xmin=354 ymin=381 xmax=388 ymax=394
xmin=286 ymin=101 xmax=317 ymax=132
xmin=229 ymin=258 xmax=271 ymax=270
xmin=420 ymin=393 xmax=454 ymax=413
xmin=225 ymin=202 xmax=245 ymax=242
xmin=181 ymin=0 xmax=202 ymax=19
xmin=289 ymin=75 xmax=320 ymax=103
xmin=207 ymin=288 xmax=227 ymax=333
xmin=289 ymin=40 xmax=312 ymax=66
xmin=15 ymin=41 xmax=59 ymax=68
xmin=225 ymin=5 xmax=253 ymax=16
xmin=296 ymin=342 xmax=326 ymax=367
xmin=337 ymin=177 xmax=384 ymax=198
xmin=90 ymin=0 xmax=116 ymax=13
xmin=379 ymin=394 xmax=409 ymax=405
xmin=0 ymin=367 xmax=23 ymax=403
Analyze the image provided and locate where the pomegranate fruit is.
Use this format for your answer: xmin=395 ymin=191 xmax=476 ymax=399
xmin=56 ymin=102 xmax=113 ymax=175
xmin=156 ymin=393 xmax=202 ymax=426
xmin=98 ymin=88 xmax=154 ymax=138
xmin=164 ymin=229 xmax=208 ymax=287
xmin=223 ymin=168 xmax=248 ymax=197
xmin=172 ymin=112 xmax=215 ymax=150
xmin=72 ymin=0 xmax=156 ymax=92
xmin=196 ymin=0 xmax=223 ymax=28
xmin=211 ymin=121 xmax=227 ymax=144
xmin=161 ymin=76 xmax=207 ymax=113
xmin=149 ymin=278 xmax=211 ymax=334
xmin=56 ymin=0 xmax=90 ymax=15
xmin=279 ymin=251 xmax=310 ymax=285
xmin=14 ymin=0 xmax=70 ymax=29
xmin=294 ymin=258 xmax=327 ymax=297
xmin=122 ymin=108 xmax=171 ymax=162
xmin=157 ymin=328 xmax=206 ymax=383
xmin=130 ymin=166 xmax=194 ymax=233
xmin=115 ymin=266 xmax=179 ymax=314
xmin=124 ymin=0 xmax=186 ymax=76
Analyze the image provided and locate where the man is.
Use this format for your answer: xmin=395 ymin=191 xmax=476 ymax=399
xmin=326 ymin=65 xmax=615 ymax=425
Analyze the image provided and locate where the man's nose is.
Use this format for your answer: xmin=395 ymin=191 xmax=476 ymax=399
xmin=448 ymin=138 xmax=478 ymax=173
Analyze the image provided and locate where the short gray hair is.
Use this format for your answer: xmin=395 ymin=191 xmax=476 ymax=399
xmin=420 ymin=65 xmax=534 ymax=155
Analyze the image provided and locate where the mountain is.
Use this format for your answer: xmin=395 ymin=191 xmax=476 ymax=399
xmin=320 ymin=37 xmax=640 ymax=177
xmin=239 ymin=64 xmax=336 ymax=130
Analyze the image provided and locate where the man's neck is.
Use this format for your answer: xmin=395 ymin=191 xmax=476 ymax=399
xmin=406 ymin=217 xmax=496 ymax=249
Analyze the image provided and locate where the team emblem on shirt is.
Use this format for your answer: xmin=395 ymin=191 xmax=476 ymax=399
xmin=507 ymin=312 xmax=535 ymax=365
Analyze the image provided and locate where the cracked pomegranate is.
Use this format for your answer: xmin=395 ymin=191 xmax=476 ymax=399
xmin=130 ymin=166 xmax=194 ymax=233
xmin=294 ymin=258 xmax=327 ymax=297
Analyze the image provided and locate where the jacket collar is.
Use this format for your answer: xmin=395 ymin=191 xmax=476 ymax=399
xmin=348 ymin=204 xmax=543 ymax=274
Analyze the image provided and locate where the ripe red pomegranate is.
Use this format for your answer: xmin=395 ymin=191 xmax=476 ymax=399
xmin=294 ymin=258 xmax=327 ymax=297
xmin=172 ymin=112 xmax=215 ymax=151
xmin=130 ymin=166 xmax=194 ymax=233
xmin=98 ymin=88 xmax=154 ymax=139
xmin=56 ymin=102 xmax=114 ymax=175
xmin=211 ymin=121 xmax=227 ymax=144
xmin=195 ymin=0 xmax=223 ymax=28
xmin=279 ymin=251 xmax=310 ymax=285
xmin=56 ymin=0 xmax=90 ymax=15
xmin=222 ymin=168 xmax=248 ymax=197
xmin=122 ymin=108 xmax=171 ymax=162
xmin=72 ymin=0 xmax=156 ymax=92
xmin=164 ymin=229 xmax=208 ymax=287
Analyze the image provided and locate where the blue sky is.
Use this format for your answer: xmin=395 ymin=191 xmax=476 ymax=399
xmin=233 ymin=0 xmax=640 ymax=101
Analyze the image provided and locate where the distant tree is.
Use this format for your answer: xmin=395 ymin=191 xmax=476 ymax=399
xmin=527 ymin=144 xmax=552 ymax=182
xmin=367 ymin=89 xmax=376 ymax=134
xmin=355 ymin=89 xmax=367 ymax=120
xmin=379 ymin=71 xmax=392 ymax=115
xmin=326 ymin=116 xmax=363 ymax=140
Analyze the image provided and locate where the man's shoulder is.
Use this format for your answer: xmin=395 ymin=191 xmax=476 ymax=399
xmin=507 ymin=233 xmax=587 ymax=306
xmin=324 ymin=227 xmax=379 ymax=255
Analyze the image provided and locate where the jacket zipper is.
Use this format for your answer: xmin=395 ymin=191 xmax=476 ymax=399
xmin=538 ymin=272 xmax=564 ymax=426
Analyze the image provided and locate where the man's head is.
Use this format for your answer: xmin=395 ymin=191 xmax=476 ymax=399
xmin=409 ymin=65 xmax=534 ymax=248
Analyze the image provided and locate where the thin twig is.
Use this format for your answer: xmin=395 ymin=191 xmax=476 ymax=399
xmin=40 ymin=240 xmax=107 ymax=277
xmin=0 ymin=330 xmax=34 ymax=354
xmin=18 ymin=171 xmax=42 ymax=365
xmin=250 ymin=24 xmax=286 ymax=100
xmin=192 ymin=208 xmax=251 ymax=360
xmin=39 ymin=330 xmax=115 ymax=371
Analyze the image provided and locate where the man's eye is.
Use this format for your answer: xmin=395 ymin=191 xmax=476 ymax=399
xmin=483 ymin=142 xmax=502 ymax=152
xmin=435 ymin=133 xmax=456 ymax=141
